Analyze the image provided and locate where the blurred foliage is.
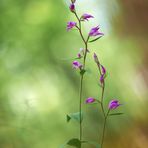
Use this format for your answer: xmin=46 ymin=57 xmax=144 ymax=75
xmin=0 ymin=0 xmax=148 ymax=148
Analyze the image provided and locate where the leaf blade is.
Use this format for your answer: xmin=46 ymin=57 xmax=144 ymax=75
xmin=89 ymin=36 xmax=103 ymax=43
xmin=82 ymin=141 xmax=101 ymax=148
xmin=66 ymin=112 xmax=83 ymax=123
xmin=109 ymin=113 xmax=124 ymax=116
xmin=67 ymin=138 xmax=81 ymax=148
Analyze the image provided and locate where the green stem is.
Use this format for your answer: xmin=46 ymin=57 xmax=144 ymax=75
xmin=100 ymin=109 xmax=110 ymax=148
xmin=74 ymin=11 xmax=89 ymax=148
xmin=101 ymin=82 xmax=105 ymax=117
xmin=79 ymin=74 xmax=83 ymax=147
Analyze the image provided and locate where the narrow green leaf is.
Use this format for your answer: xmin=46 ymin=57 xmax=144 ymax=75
xmin=66 ymin=112 xmax=83 ymax=123
xmin=109 ymin=113 xmax=124 ymax=116
xmin=67 ymin=138 xmax=81 ymax=148
xmin=89 ymin=36 xmax=103 ymax=43
xmin=82 ymin=141 xmax=101 ymax=148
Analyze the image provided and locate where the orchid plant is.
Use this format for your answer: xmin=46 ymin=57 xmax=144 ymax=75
xmin=62 ymin=0 xmax=123 ymax=148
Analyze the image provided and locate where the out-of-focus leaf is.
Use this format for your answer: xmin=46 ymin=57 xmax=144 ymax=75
xmin=66 ymin=112 xmax=83 ymax=123
xmin=82 ymin=140 xmax=101 ymax=148
xmin=89 ymin=36 xmax=103 ymax=43
xmin=66 ymin=115 xmax=71 ymax=122
xmin=67 ymin=138 xmax=81 ymax=148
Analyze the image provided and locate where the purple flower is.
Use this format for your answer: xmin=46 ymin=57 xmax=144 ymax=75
xmin=108 ymin=100 xmax=121 ymax=110
xmin=67 ymin=22 xmax=77 ymax=31
xmin=85 ymin=97 xmax=95 ymax=104
xmin=77 ymin=53 xmax=82 ymax=59
xmin=89 ymin=26 xmax=104 ymax=37
xmin=100 ymin=74 xmax=104 ymax=84
xmin=101 ymin=65 xmax=106 ymax=75
xmin=81 ymin=13 xmax=94 ymax=21
xmin=69 ymin=3 xmax=75 ymax=12
xmin=72 ymin=61 xmax=82 ymax=69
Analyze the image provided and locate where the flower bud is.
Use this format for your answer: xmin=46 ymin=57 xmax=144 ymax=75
xmin=85 ymin=97 xmax=95 ymax=104
xmin=100 ymin=74 xmax=104 ymax=84
xmin=101 ymin=65 xmax=106 ymax=75
xmin=77 ymin=53 xmax=82 ymax=59
xmin=69 ymin=3 xmax=75 ymax=12
xmin=93 ymin=53 xmax=99 ymax=64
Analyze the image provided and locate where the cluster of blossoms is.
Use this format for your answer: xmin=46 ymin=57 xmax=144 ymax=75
xmin=86 ymin=52 xmax=121 ymax=110
xmin=64 ymin=0 xmax=123 ymax=148
xmin=67 ymin=2 xmax=104 ymax=72
xmin=86 ymin=97 xmax=121 ymax=110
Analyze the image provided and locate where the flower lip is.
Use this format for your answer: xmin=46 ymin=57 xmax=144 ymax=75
xmin=85 ymin=97 xmax=95 ymax=104
xmin=81 ymin=13 xmax=94 ymax=21
xmin=108 ymin=99 xmax=121 ymax=110
xmin=89 ymin=26 xmax=104 ymax=37
xmin=67 ymin=21 xmax=77 ymax=31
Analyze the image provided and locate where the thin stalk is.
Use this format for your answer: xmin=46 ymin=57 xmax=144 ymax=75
xmin=74 ymin=11 xmax=89 ymax=147
xmin=79 ymin=74 xmax=83 ymax=143
xmin=100 ymin=109 xmax=110 ymax=148
xmin=100 ymin=82 xmax=105 ymax=117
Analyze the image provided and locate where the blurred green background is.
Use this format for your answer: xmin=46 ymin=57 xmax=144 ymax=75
xmin=0 ymin=0 xmax=148 ymax=147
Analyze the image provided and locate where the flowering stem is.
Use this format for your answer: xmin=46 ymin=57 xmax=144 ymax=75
xmin=74 ymin=11 xmax=89 ymax=147
xmin=101 ymin=82 xmax=105 ymax=117
xmin=101 ymin=109 xmax=110 ymax=148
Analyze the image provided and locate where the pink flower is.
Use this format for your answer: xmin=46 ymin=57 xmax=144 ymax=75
xmin=72 ymin=61 xmax=83 ymax=69
xmin=81 ymin=13 xmax=94 ymax=21
xmin=77 ymin=53 xmax=82 ymax=59
xmin=89 ymin=26 xmax=104 ymax=37
xmin=101 ymin=65 xmax=106 ymax=75
xmin=85 ymin=97 xmax=95 ymax=104
xmin=100 ymin=74 xmax=104 ymax=84
xmin=108 ymin=100 xmax=121 ymax=110
xmin=67 ymin=22 xmax=77 ymax=31
xmin=69 ymin=3 xmax=75 ymax=12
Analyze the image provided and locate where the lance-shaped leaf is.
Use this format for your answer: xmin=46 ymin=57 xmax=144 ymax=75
xmin=109 ymin=113 xmax=124 ymax=116
xmin=89 ymin=36 xmax=103 ymax=43
xmin=67 ymin=112 xmax=83 ymax=123
xmin=67 ymin=138 xmax=81 ymax=148
xmin=82 ymin=141 xmax=101 ymax=148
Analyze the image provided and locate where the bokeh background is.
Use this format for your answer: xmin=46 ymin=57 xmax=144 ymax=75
xmin=0 ymin=0 xmax=148 ymax=147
